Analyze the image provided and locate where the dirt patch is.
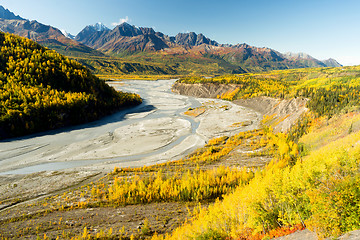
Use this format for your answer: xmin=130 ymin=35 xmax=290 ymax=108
xmin=194 ymin=99 xmax=261 ymax=139
xmin=209 ymin=135 xmax=273 ymax=170
xmin=338 ymin=230 xmax=360 ymax=240
xmin=274 ymin=229 xmax=317 ymax=240
xmin=0 ymin=170 xmax=102 ymax=211
xmin=0 ymin=201 xmax=196 ymax=239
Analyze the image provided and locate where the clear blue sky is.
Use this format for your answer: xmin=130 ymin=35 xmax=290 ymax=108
xmin=1 ymin=0 xmax=360 ymax=65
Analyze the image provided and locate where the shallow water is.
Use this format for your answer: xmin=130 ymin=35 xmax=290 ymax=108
xmin=0 ymin=80 xmax=203 ymax=175
xmin=0 ymin=80 xmax=261 ymax=175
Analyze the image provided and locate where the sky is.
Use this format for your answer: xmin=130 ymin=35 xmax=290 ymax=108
xmin=1 ymin=0 xmax=360 ymax=66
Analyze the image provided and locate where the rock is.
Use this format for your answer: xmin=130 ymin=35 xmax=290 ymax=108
xmin=274 ymin=229 xmax=317 ymax=240
xmin=338 ymin=230 xmax=360 ymax=240
xmin=65 ymin=220 xmax=75 ymax=226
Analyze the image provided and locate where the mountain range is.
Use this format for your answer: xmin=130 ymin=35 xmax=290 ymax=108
xmin=0 ymin=6 xmax=103 ymax=58
xmin=0 ymin=5 xmax=342 ymax=75
xmin=76 ymin=22 xmax=220 ymax=52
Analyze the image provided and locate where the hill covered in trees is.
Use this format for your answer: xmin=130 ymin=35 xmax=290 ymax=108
xmin=0 ymin=32 xmax=141 ymax=139
xmin=177 ymin=66 xmax=360 ymax=117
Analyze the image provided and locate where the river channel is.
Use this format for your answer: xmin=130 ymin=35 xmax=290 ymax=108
xmin=0 ymin=80 xmax=261 ymax=175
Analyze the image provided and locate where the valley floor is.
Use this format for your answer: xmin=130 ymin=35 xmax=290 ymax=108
xmin=0 ymin=80 xmax=266 ymax=239
xmin=0 ymin=125 xmax=273 ymax=239
xmin=2 ymin=78 xmax=353 ymax=240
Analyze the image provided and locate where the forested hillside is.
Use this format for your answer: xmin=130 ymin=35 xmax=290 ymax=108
xmin=178 ymin=66 xmax=360 ymax=117
xmin=0 ymin=32 xmax=141 ymax=139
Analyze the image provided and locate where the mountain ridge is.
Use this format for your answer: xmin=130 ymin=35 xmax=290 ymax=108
xmin=0 ymin=5 xmax=24 ymax=20
xmin=75 ymin=22 xmax=342 ymax=71
xmin=0 ymin=6 xmax=104 ymax=57
xmin=0 ymin=5 xmax=343 ymax=75
xmin=284 ymin=52 xmax=342 ymax=68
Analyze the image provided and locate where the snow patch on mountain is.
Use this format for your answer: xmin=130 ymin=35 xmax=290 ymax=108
xmin=61 ymin=29 xmax=75 ymax=39
xmin=92 ymin=22 xmax=109 ymax=31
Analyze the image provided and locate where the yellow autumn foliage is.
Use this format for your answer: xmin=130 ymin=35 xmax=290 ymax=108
xmin=155 ymin=113 xmax=360 ymax=240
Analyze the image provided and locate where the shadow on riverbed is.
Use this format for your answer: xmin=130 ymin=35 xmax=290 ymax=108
xmin=0 ymin=101 xmax=156 ymax=143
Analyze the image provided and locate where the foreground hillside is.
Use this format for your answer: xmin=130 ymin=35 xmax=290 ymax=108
xmin=0 ymin=32 xmax=141 ymax=139
xmin=166 ymin=66 xmax=360 ymax=239
xmin=156 ymin=111 xmax=360 ymax=240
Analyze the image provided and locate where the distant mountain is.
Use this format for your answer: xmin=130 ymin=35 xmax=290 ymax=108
xmin=75 ymin=24 xmax=110 ymax=48
xmin=76 ymin=23 xmax=220 ymax=51
xmin=220 ymin=44 xmax=293 ymax=72
xmin=284 ymin=52 xmax=342 ymax=68
xmin=0 ymin=6 xmax=103 ymax=57
xmin=322 ymin=58 xmax=342 ymax=67
xmin=76 ymin=22 xmax=170 ymax=52
xmin=92 ymin=22 xmax=109 ymax=31
xmin=0 ymin=5 xmax=24 ymax=20
xmin=283 ymin=52 xmax=315 ymax=59
xmin=174 ymin=32 xmax=218 ymax=47
xmin=283 ymin=52 xmax=328 ymax=68
xmin=75 ymin=22 xmax=111 ymax=45
xmin=75 ymin=22 xmax=340 ymax=72
xmin=0 ymin=4 xmax=342 ymax=75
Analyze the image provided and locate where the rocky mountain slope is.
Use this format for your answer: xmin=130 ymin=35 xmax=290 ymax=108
xmin=174 ymin=32 xmax=218 ymax=47
xmin=76 ymin=22 xmax=170 ymax=52
xmin=0 ymin=5 xmax=342 ymax=75
xmin=284 ymin=52 xmax=342 ymax=68
xmin=0 ymin=5 xmax=24 ymax=20
xmin=322 ymin=58 xmax=343 ymax=67
xmin=76 ymin=22 xmax=341 ymax=72
xmin=0 ymin=6 xmax=103 ymax=57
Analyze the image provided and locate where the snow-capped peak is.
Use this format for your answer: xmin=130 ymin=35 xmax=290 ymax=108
xmin=60 ymin=29 xmax=75 ymax=39
xmin=91 ymin=22 xmax=109 ymax=31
